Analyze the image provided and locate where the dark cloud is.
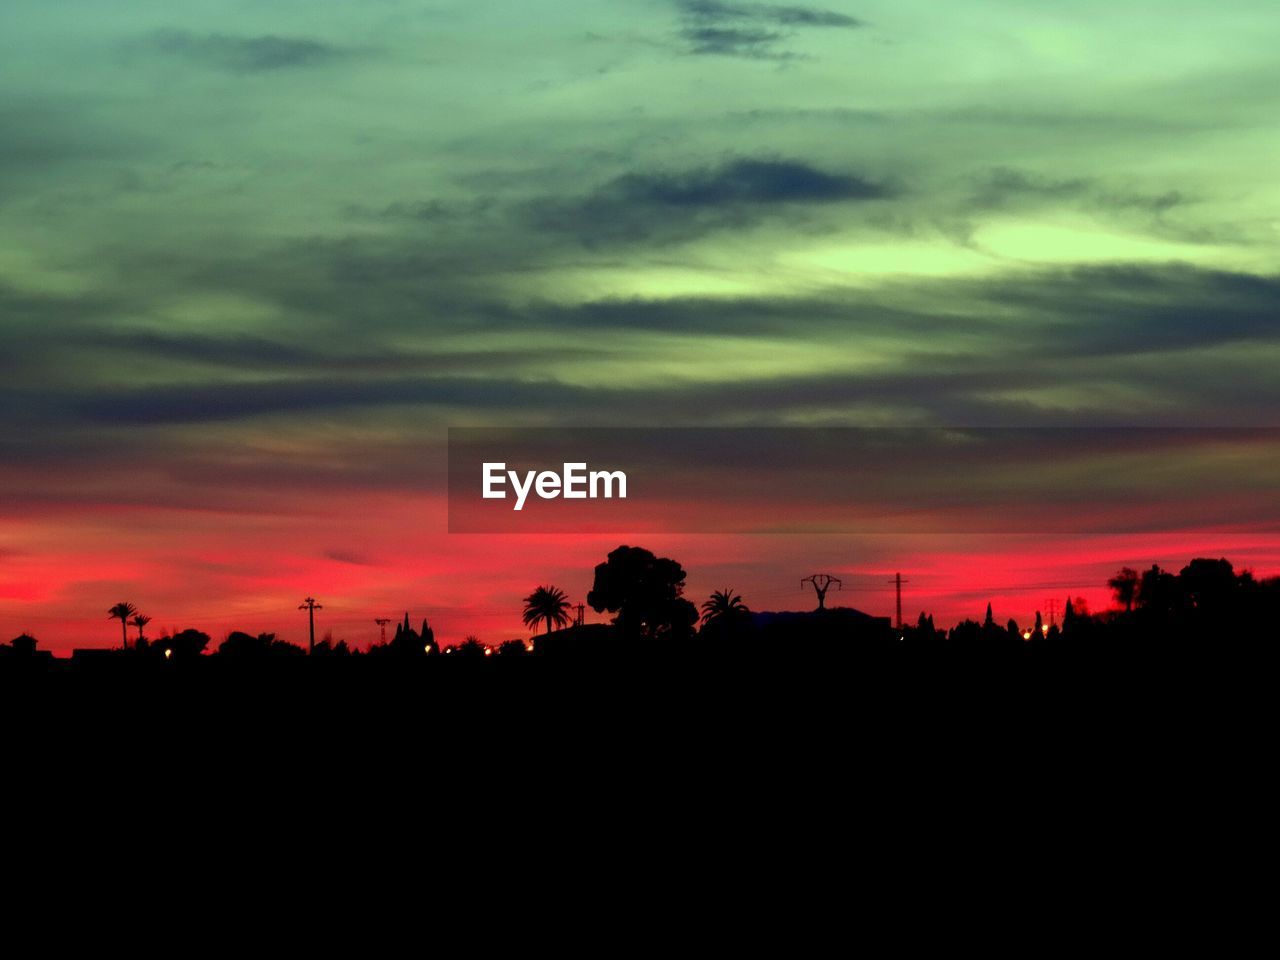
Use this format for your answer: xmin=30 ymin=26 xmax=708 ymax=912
xmin=147 ymin=30 xmax=344 ymax=73
xmin=678 ymin=1 xmax=862 ymax=27
xmin=71 ymin=376 xmax=590 ymax=425
xmin=682 ymin=26 xmax=789 ymax=59
xmin=5 ymin=316 xmax=601 ymax=379
xmin=615 ymin=159 xmax=881 ymax=205
xmin=361 ymin=198 xmax=500 ymax=224
xmin=970 ymin=167 xmax=1186 ymax=215
xmin=674 ymin=0 xmax=864 ymax=58
xmin=17 ymin=262 xmax=1271 ymax=433
xmin=323 ymin=549 xmax=374 ymax=566
xmin=527 ymin=158 xmax=889 ymax=245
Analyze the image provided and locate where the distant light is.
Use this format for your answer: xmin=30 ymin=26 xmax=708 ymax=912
xmin=164 ymin=648 xmax=173 ymax=660
xmin=424 ymin=644 xmax=432 ymax=654
xmin=1022 ymin=630 xmax=1032 ymax=640
xmin=525 ymin=642 xmax=535 ymax=652
xmin=484 ymin=647 xmax=493 ymax=656
xmin=1041 ymin=624 xmax=1049 ymax=634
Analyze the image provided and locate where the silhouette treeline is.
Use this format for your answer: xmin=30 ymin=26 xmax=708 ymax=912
xmin=3 ymin=550 xmax=1277 ymax=680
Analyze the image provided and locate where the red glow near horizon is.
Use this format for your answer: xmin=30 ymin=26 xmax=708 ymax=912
xmin=2 ymin=488 xmax=1277 ymax=655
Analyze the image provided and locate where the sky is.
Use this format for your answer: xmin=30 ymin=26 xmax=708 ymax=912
xmin=2 ymin=1 xmax=1278 ymax=652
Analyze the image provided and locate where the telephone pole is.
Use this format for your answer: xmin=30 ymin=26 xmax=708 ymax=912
xmin=573 ymin=603 xmax=585 ymax=628
xmin=801 ymin=574 xmax=842 ymax=611
xmin=1044 ymin=599 xmax=1057 ymax=629
xmin=298 ymin=597 xmax=322 ymax=655
xmin=374 ymin=617 xmax=391 ymax=645
xmin=889 ymin=573 xmax=910 ymax=630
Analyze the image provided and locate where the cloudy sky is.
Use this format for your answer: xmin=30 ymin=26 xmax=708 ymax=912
xmin=2 ymin=1 xmax=1278 ymax=650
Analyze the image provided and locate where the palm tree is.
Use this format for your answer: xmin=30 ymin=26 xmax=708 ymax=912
xmin=130 ymin=614 xmax=151 ymax=645
xmin=700 ymin=588 xmax=749 ymax=626
xmin=522 ymin=585 xmax=572 ymax=635
xmin=108 ymin=602 xmax=138 ymax=649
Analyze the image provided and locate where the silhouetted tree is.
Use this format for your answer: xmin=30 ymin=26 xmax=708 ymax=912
xmin=217 ymin=631 xmax=305 ymax=657
xmin=522 ymin=585 xmax=572 ymax=635
xmin=699 ymin=588 xmax=752 ymax=645
xmin=1109 ymin=567 xmax=1140 ymax=612
xmin=1139 ymin=564 xmax=1179 ymax=615
xmin=455 ymin=636 xmax=488 ymax=658
xmin=701 ymin=588 xmax=749 ymax=626
xmin=108 ymin=601 xmax=138 ymax=649
xmin=384 ymin=612 xmax=430 ymax=656
xmin=1178 ymin=558 xmax=1236 ymax=615
xmin=130 ymin=614 xmax=151 ymax=645
xmin=312 ymin=637 xmax=351 ymax=657
xmin=161 ymin=628 xmax=209 ymax=661
xmin=497 ymin=638 xmax=530 ymax=657
xmin=587 ymin=545 xmax=698 ymax=643
xmin=421 ymin=619 xmax=436 ymax=653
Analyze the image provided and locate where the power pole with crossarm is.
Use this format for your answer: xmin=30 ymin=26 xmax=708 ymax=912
xmin=889 ymin=573 xmax=910 ymax=631
xmin=299 ymin=597 xmax=323 ymax=654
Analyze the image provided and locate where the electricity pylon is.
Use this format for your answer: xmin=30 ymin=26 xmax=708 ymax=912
xmin=801 ymin=574 xmax=842 ymax=611
xmin=375 ymin=617 xmax=391 ymax=645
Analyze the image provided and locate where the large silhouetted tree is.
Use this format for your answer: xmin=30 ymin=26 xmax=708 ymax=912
xmin=588 ymin=545 xmax=698 ymax=642
xmin=131 ymin=614 xmax=151 ymax=645
xmin=1178 ymin=558 xmax=1236 ymax=615
xmin=522 ymin=586 xmax=572 ymax=635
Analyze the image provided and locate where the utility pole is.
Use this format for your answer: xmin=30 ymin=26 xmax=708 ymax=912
xmin=889 ymin=573 xmax=910 ymax=630
xmin=574 ymin=603 xmax=585 ymax=628
xmin=801 ymin=574 xmax=842 ymax=611
xmin=1045 ymin=599 xmax=1057 ymax=629
xmin=298 ymin=597 xmax=322 ymax=655
xmin=374 ymin=617 xmax=391 ymax=645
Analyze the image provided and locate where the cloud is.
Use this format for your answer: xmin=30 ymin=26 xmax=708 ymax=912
xmin=681 ymin=26 xmax=789 ymax=59
xmin=970 ymin=167 xmax=1186 ymax=215
xmin=678 ymin=1 xmax=862 ymax=28
xmin=673 ymin=0 xmax=864 ymax=58
xmin=527 ymin=157 xmax=889 ymax=245
xmin=615 ymin=158 xmax=881 ymax=205
xmin=71 ymin=376 xmax=592 ymax=425
xmin=324 ymin=549 xmax=374 ymax=566
xmin=147 ymin=30 xmax=344 ymax=73
xmin=27 ymin=262 xmax=1275 ymax=432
